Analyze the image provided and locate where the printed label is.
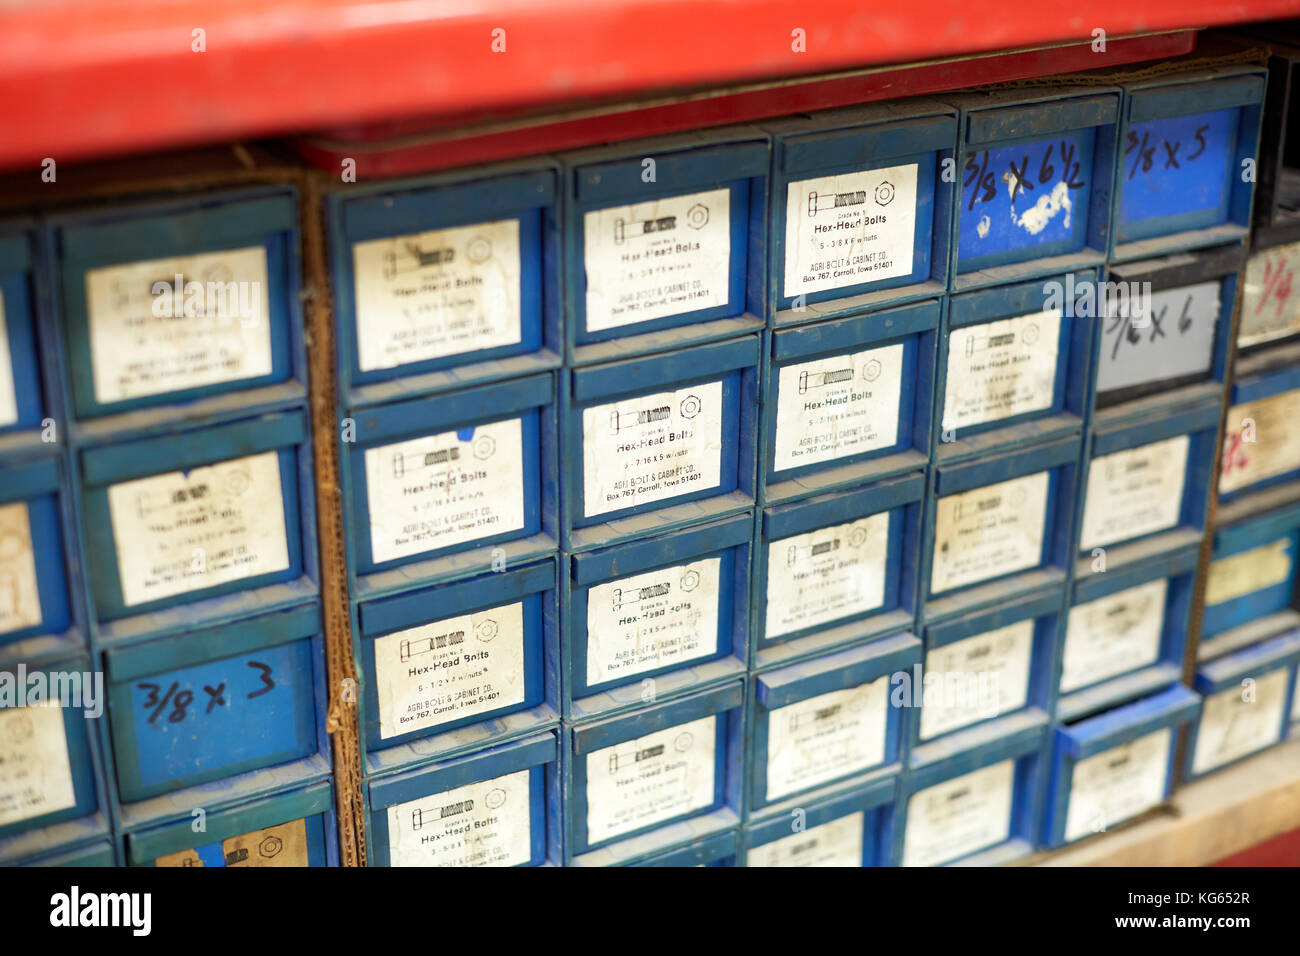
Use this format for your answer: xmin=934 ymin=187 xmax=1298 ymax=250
xmin=365 ymin=417 xmax=526 ymax=563
xmin=1079 ymin=435 xmax=1189 ymax=551
xmin=352 ymin=219 xmax=522 ymax=371
xmin=746 ymin=813 xmax=864 ymax=868
xmin=774 ymin=343 xmax=903 ymax=471
xmin=374 ymin=602 xmax=526 ymax=740
xmin=902 ymin=758 xmax=1016 ymax=867
xmin=585 ymin=557 xmax=722 ymax=687
xmin=386 ymin=768 xmax=533 ymax=867
xmin=1061 ymin=578 xmax=1168 ymax=693
xmin=585 ymin=714 xmax=717 ymax=844
xmin=156 ymin=817 xmax=310 ymax=867
xmin=1097 ymin=281 xmax=1220 ymax=396
xmin=0 ymin=501 xmax=42 ymax=634
xmin=784 ymin=163 xmax=918 ymax=297
xmin=582 ymin=381 xmax=724 ymax=518
xmin=919 ymin=619 xmax=1034 ymax=740
xmin=765 ymin=511 xmax=890 ymax=639
xmin=584 ymin=187 xmax=731 ymax=331
xmin=0 ymin=291 xmax=16 ymax=427
xmin=1064 ymin=727 xmax=1171 ymax=842
xmin=1206 ymin=539 xmax=1294 ymax=607
xmin=0 ymin=706 xmax=75 ymax=828
xmin=1192 ymin=668 xmax=1289 ymax=774
xmin=84 ymin=246 xmax=272 ymax=403
xmin=108 ymin=450 xmax=290 ymax=607
xmin=765 ymin=677 xmax=890 ymax=800
xmin=929 ymin=471 xmax=1049 ymax=594
xmin=1220 ymin=390 xmax=1300 ymax=494
xmin=1239 ymin=242 xmax=1300 ymax=348
xmin=943 ymin=310 xmax=1061 ymax=430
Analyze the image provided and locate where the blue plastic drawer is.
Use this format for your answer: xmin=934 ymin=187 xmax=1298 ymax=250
xmin=126 ymin=781 xmax=335 ymax=866
xmin=563 ymin=129 xmax=768 ymax=361
xmin=749 ymin=634 xmax=919 ymax=809
xmin=743 ymin=775 xmax=895 ymax=867
xmin=566 ymin=681 xmax=743 ymax=856
xmin=764 ymin=101 xmax=956 ymax=322
xmin=631 ymin=828 xmax=738 ymax=867
xmin=345 ymin=372 xmax=555 ymax=574
xmin=1220 ymin=357 xmax=1300 ymax=501
xmin=1203 ymin=503 xmax=1300 ymax=638
xmin=915 ymin=590 xmax=1062 ymax=746
xmin=327 ymin=163 xmax=559 ymax=394
xmin=105 ymin=603 xmax=324 ymax=803
xmin=0 ymin=225 xmax=45 ymax=437
xmin=938 ymin=272 xmax=1093 ymax=459
xmin=569 ymin=806 xmax=739 ymax=867
xmin=79 ymin=410 xmax=311 ymax=622
xmin=947 ymin=88 xmax=1118 ymax=289
xmin=763 ymin=299 xmax=936 ymax=502
xmin=756 ymin=473 xmax=922 ymax=662
xmin=0 ymin=454 xmax=70 ymax=647
xmin=565 ymin=513 xmax=750 ymax=708
xmin=1113 ymin=68 xmax=1265 ymax=260
xmin=19 ymin=839 xmax=115 ymax=867
xmin=562 ymin=336 xmax=758 ymax=550
xmin=367 ymin=731 xmax=557 ymax=867
xmin=1043 ymin=684 xmax=1198 ymax=848
xmin=48 ymin=187 xmax=303 ymax=420
xmin=357 ymin=559 xmax=555 ymax=753
xmin=1185 ymin=630 xmax=1300 ymax=780
xmin=1238 ymin=240 xmax=1300 ymax=349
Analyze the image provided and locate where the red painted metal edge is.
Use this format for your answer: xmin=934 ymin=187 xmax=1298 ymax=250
xmin=0 ymin=0 xmax=1291 ymax=172
xmin=1213 ymin=826 xmax=1300 ymax=866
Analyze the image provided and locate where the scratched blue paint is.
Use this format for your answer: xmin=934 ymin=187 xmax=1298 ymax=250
xmin=456 ymin=427 xmax=475 ymax=441
xmin=1119 ymin=109 xmax=1235 ymax=225
xmin=957 ymin=131 xmax=1093 ymax=263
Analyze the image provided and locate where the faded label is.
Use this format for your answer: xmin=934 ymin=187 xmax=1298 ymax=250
xmin=1064 ymin=727 xmax=1171 ymax=842
xmin=352 ymin=219 xmax=522 ymax=371
xmin=1097 ymin=281 xmax=1220 ymax=395
xmin=1238 ymin=241 xmax=1300 ymax=348
xmin=0 ymin=706 xmax=75 ymax=828
xmin=1220 ymin=389 xmax=1300 ymax=495
xmin=1206 ymin=538 xmax=1294 ymax=607
xmin=1192 ymin=668 xmax=1289 ymax=775
xmin=1079 ymin=434 xmax=1189 ymax=551
xmin=746 ymin=812 xmax=864 ymax=868
xmin=765 ymin=676 xmax=890 ymax=800
xmin=364 ymin=416 xmax=526 ymax=563
xmin=919 ymin=619 xmax=1034 ymax=739
xmin=386 ymin=768 xmax=533 ymax=867
xmin=943 ymin=310 xmax=1061 ymax=430
xmin=929 ymin=471 xmax=1049 ymax=594
xmin=1061 ymin=578 xmax=1167 ymax=693
xmin=0 ymin=501 xmax=42 ymax=635
xmin=0 ymin=291 xmax=16 ymax=427
xmin=903 ymin=758 xmax=1015 ymax=867
xmin=108 ymin=450 xmax=290 ymax=606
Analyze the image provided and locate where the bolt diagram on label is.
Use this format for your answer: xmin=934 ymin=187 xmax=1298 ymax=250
xmin=1065 ymin=727 xmax=1171 ymax=842
xmin=0 ymin=501 xmax=41 ymax=635
xmin=1079 ymin=434 xmax=1188 ymax=551
xmin=1061 ymin=578 xmax=1167 ymax=693
xmin=930 ymin=471 xmax=1049 ymax=595
xmin=1192 ymin=668 xmax=1289 ymax=775
xmin=765 ymin=677 xmax=889 ymax=800
xmin=919 ymin=619 xmax=1034 ymax=740
xmin=903 ymin=758 xmax=1015 ymax=867
xmin=0 ymin=705 xmax=75 ymax=828
xmin=746 ymin=812 xmax=864 ymax=867
xmin=386 ymin=768 xmax=533 ymax=867
xmin=1220 ymin=389 xmax=1300 ymax=494
xmin=943 ymin=310 xmax=1061 ymax=431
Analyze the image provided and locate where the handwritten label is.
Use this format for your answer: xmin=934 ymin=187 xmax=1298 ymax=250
xmin=1220 ymin=390 xmax=1300 ymax=495
xmin=364 ymin=416 xmax=526 ymax=563
xmin=108 ymin=450 xmax=290 ymax=606
xmin=783 ymin=163 xmax=918 ymax=296
xmin=943 ymin=310 xmax=1061 ymax=430
xmin=1120 ymin=109 xmax=1233 ymax=225
xmin=1079 ymin=434 xmax=1189 ymax=551
xmin=765 ymin=511 xmax=889 ymax=639
xmin=0 ymin=502 xmax=42 ymax=635
xmin=1061 ymin=578 xmax=1167 ymax=693
xmin=374 ymin=602 xmax=526 ymax=740
xmin=0 ymin=705 xmax=75 ymax=828
xmin=902 ymin=758 xmax=1015 ymax=867
xmin=352 ymin=219 xmax=522 ymax=371
xmin=582 ymin=381 xmax=724 ymax=518
xmin=1205 ymin=538 xmax=1295 ymax=607
xmin=746 ymin=813 xmax=864 ymax=868
xmin=84 ymin=247 xmax=272 ymax=404
xmin=1097 ymin=281 xmax=1220 ymax=396
xmin=585 ymin=558 xmax=722 ymax=687
xmin=0 ymin=291 xmax=16 ymax=427
xmin=765 ymin=677 xmax=890 ymax=800
xmin=930 ymin=471 xmax=1049 ymax=594
xmin=1064 ymin=727 xmax=1171 ymax=842
xmin=156 ymin=817 xmax=311 ymax=867
xmin=919 ymin=620 xmax=1034 ymax=739
xmin=386 ymin=768 xmax=533 ymax=867
xmin=1239 ymin=242 xmax=1300 ymax=348
xmin=584 ymin=188 xmax=731 ymax=331
xmin=1192 ymin=668 xmax=1289 ymax=775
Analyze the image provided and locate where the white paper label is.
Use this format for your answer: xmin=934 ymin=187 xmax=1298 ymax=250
xmin=582 ymin=381 xmax=723 ymax=518
xmin=929 ymin=471 xmax=1049 ymax=594
xmin=585 ymin=558 xmax=722 ymax=687
xmin=1192 ymin=668 xmax=1289 ymax=774
xmin=765 ymin=511 xmax=890 ymax=639
xmin=585 ymin=713 xmax=717 ymax=844
xmin=584 ymin=187 xmax=731 ymax=332
xmin=0 ymin=501 xmax=42 ymax=635
xmin=1238 ymin=241 xmax=1300 ymax=348
xmin=919 ymin=620 xmax=1034 ymax=740
xmin=108 ymin=450 xmax=290 ymax=607
xmin=773 ymin=343 xmax=904 ymax=471
xmin=765 ymin=677 xmax=890 ymax=800
xmin=385 ymin=768 xmax=532 ymax=867
xmin=374 ymin=602 xmax=526 ymax=740
xmin=1064 ymin=727 xmax=1171 ymax=842
xmin=0 ymin=706 xmax=76 ymax=828
xmin=1079 ymin=434 xmax=1189 ymax=551
xmin=352 ymin=219 xmax=522 ymax=371
xmin=1220 ymin=390 xmax=1300 ymax=494
xmin=746 ymin=812 xmax=864 ymax=867
xmin=902 ymin=758 xmax=1016 ymax=867
xmin=783 ymin=163 xmax=918 ymax=297
xmin=84 ymin=247 xmax=272 ymax=403
xmin=943 ymin=310 xmax=1061 ymax=431
xmin=0 ymin=290 xmax=16 ymax=427
xmin=1098 ymin=281 xmax=1220 ymax=395
xmin=1061 ymin=578 xmax=1167 ymax=693
xmin=364 ymin=417 xmax=526 ymax=563
xmin=1206 ymin=539 xmax=1294 ymax=607
xmin=1293 ymin=672 xmax=1300 ymax=724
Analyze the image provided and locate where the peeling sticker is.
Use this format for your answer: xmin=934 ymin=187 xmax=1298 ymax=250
xmin=1012 ymin=180 xmax=1072 ymax=236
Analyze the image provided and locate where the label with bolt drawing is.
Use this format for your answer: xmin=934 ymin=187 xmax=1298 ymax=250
xmin=385 ymin=768 xmax=533 ymax=867
xmin=1064 ymin=727 xmax=1171 ymax=842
